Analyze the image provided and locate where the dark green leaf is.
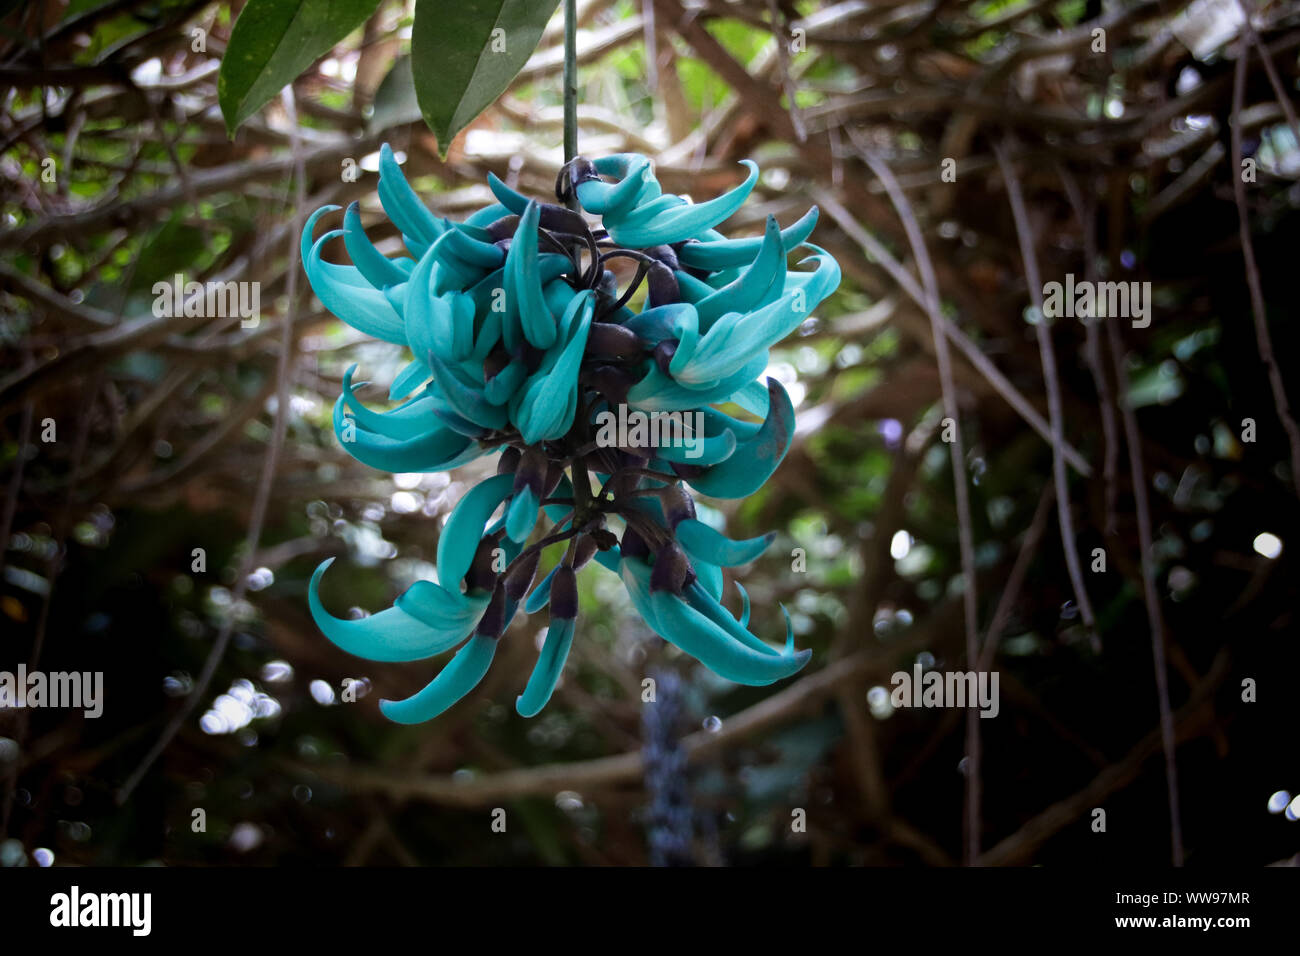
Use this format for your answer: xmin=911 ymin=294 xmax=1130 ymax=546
xmin=411 ymin=0 xmax=560 ymax=157
xmin=218 ymin=0 xmax=380 ymax=136
xmin=368 ymin=55 xmax=422 ymax=133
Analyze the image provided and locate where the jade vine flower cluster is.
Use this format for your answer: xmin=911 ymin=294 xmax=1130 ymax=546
xmin=302 ymin=145 xmax=841 ymax=723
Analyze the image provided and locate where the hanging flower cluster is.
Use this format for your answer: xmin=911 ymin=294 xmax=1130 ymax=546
xmin=303 ymin=145 xmax=840 ymax=723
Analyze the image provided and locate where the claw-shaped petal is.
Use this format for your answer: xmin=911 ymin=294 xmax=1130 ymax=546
xmin=669 ymin=252 xmax=840 ymax=385
xmin=677 ymin=206 xmax=819 ymax=271
xmin=438 ymin=473 xmax=515 ymax=586
xmin=378 ymin=633 xmax=499 ymax=724
xmin=343 ymin=201 xmax=412 ymax=289
xmin=692 ymin=214 xmax=786 ymax=331
xmin=340 ymin=366 xmax=443 ymax=440
xmin=333 ymin=392 xmax=477 ymax=472
xmin=676 ymin=518 xmax=774 ymax=566
xmin=304 ymin=223 xmax=407 ymax=344
xmin=515 ymin=617 xmax=576 ymax=717
xmin=426 ymin=350 xmax=509 ymax=431
xmin=685 ymin=378 xmax=795 ymax=499
xmin=378 ymin=143 xmax=446 ymax=257
xmin=512 ymin=291 xmax=594 ymax=443
xmin=604 ymin=160 xmax=758 ymax=247
xmin=506 ymin=484 xmax=541 ymax=542
xmin=506 ymin=201 xmax=560 ymax=350
xmin=309 ymin=559 xmax=485 ymax=662
xmin=620 ymin=557 xmax=809 ymax=686
xmin=626 ymin=353 xmax=769 ymax=413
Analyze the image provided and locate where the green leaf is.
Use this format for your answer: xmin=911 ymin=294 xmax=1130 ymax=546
xmin=218 ymin=0 xmax=381 ymax=136
xmin=411 ymin=0 xmax=560 ymax=157
xmin=368 ymin=56 xmax=422 ymax=133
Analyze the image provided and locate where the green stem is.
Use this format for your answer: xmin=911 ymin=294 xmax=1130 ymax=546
xmin=563 ymin=0 xmax=578 ymax=169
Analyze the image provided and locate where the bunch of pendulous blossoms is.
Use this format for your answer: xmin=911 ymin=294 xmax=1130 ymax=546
xmin=303 ymin=145 xmax=841 ymax=723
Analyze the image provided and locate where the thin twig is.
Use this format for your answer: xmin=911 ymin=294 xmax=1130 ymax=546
xmin=994 ymin=139 xmax=1097 ymax=635
xmin=116 ymin=88 xmax=307 ymax=804
xmin=1059 ymin=164 xmax=1121 ymax=535
xmin=811 ymin=185 xmax=1093 ymax=477
xmin=1229 ymin=40 xmax=1300 ymax=495
xmin=850 ymin=137 xmax=981 ymax=864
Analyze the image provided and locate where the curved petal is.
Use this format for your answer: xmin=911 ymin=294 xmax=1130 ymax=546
xmin=333 ymin=394 xmax=474 ymax=472
xmin=621 ymin=558 xmax=808 ymax=686
xmin=426 ymin=350 xmax=509 ymax=431
xmin=437 ymin=473 xmax=515 ymax=586
xmin=515 ymin=617 xmax=576 ymax=717
xmin=505 ymin=201 xmax=559 ymax=350
xmin=676 ymin=518 xmax=774 ymax=566
xmin=677 ymin=206 xmax=819 ymax=271
xmin=575 ymin=154 xmax=653 ymax=217
xmin=513 ymin=291 xmax=594 ymax=443
xmin=625 ymin=353 xmax=769 ymax=412
xmin=378 ymin=633 xmax=499 ymax=724
xmin=341 ymin=366 xmax=444 ymax=440
xmin=670 ymin=252 xmax=841 ymax=385
xmin=693 ymin=214 xmax=786 ymax=331
xmin=686 ymin=378 xmax=795 ymax=499
xmin=309 ymin=559 xmax=478 ymax=662
xmin=306 ymin=230 xmax=408 ymax=344
xmin=343 ymin=201 xmax=412 ymax=289
xmin=378 ymin=143 xmax=445 ymax=256
xmin=605 ymin=160 xmax=758 ymax=246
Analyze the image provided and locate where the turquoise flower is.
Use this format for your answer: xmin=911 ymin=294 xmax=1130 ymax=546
xmin=303 ymin=145 xmax=840 ymax=723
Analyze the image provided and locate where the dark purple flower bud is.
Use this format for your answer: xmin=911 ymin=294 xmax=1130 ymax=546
xmin=670 ymin=461 xmax=706 ymax=480
xmin=658 ymin=483 xmax=696 ymax=528
xmin=646 ymin=261 xmax=679 ymax=307
xmin=543 ymin=461 xmax=565 ymax=498
xmin=515 ymin=341 xmax=546 ymax=374
xmin=484 ymin=347 xmax=511 ymax=382
xmin=573 ymin=535 xmax=599 ymax=570
xmin=514 ymin=445 xmax=548 ymax=497
xmin=550 ymin=564 xmax=579 ymax=620
xmin=476 ymin=582 xmax=511 ymax=637
xmin=647 ymin=244 xmax=680 ymax=271
xmin=559 ymin=157 xmax=598 ymax=197
xmin=621 ymin=525 xmax=650 ymax=559
xmin=588 ymin=527 xmax=619 ymax=552
xmin=485 ymin=215 xmax=520 ymax=242
xmin=608 ymin=470 xmax=641 ymax=498
xmin=579 ymin=364 xmax=636 ymax=406
xmin=497 ymin=446 xmax=522 ymax=475
xmin=503 ymin=548 xmax=541 ymax=602
xmin=650 ymin=541 xmax=692 ymax=594
xmin=586 ymin=322 xmax=643 ymax=358
xmin=465 ymin=535 xmax=501 ymax=592
xmin=537 ymin=203 xmax=590 ymax=237
xmin=653 ymin=339 xmax=678 ymax=375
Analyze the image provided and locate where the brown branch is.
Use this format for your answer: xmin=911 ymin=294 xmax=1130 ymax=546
xmin=115 ymin=89 xmax=308 ymax=804
xmin=1229 ymin=41 xmax=1300 ymax=496
xmin=978 ymin=649 xmax=1228 ymax=866
xmin=994 ymin=139 xmax=1097 ymax=634
xmin=849 ymin=136 xmax=981 ymax=864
